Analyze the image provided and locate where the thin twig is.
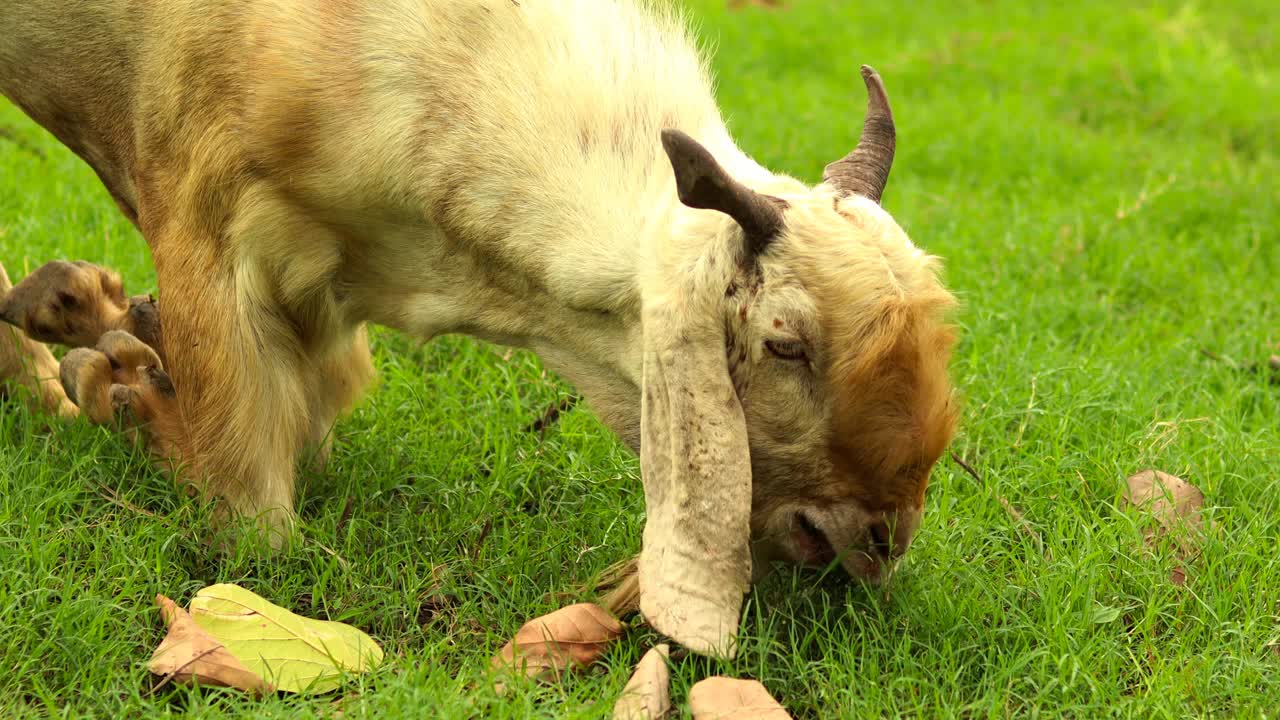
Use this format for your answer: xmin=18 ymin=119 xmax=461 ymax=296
xmin=1199 ymin=347 xmax=1238 ymax=367
xmin=0 ymin=126 xmax=47 ymax=161
xmin=335 ymin=496 xmax=355 ymax=536
xmin=470 ymin=518 xmax=493 ymax=558
xmin=998 ymin=496 xmax=1029 ymax=528
xmin=998 ymin=496 xmax=1050 ymax=560
xmin=526 ymin=394 xmax=581 ymax=437
xmin=1115 ymin=174 xmax=1176 ymax=219
xmin=1000 ymin=496 xmax=1048 ymax=557
xmin=1013 ymin=375 xmax=1037 ymax=448
xmin=950 ymin=452 xmax=983 ymax=483
xmin=313 ymin=540 xmax=352 ymax=572
xmin=950 ymin=453 xmax=1048 ymax=557
xmin=93 ymin=480 xmax=160 ymax=518
xmin=1199 ymin=348 xmax=1280 ymax=385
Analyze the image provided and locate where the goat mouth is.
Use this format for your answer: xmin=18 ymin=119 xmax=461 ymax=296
xmin=790 ymin=513 xmax=838 ymax=567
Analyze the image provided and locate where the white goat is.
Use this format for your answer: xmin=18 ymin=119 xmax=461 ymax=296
xmin=0 ymin=0 xmax=958 ymax=656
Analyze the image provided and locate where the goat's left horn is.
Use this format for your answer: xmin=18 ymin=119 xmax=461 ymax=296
xmin=823 ymin=65 xmax=895 ymax=204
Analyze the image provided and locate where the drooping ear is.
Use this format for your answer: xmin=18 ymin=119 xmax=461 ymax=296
xmin=637 ymin=292 xmax=753 ymax=659
xmin=660 ymin=129 xmax=786 ymax=260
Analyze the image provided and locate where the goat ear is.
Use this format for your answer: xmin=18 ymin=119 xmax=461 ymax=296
xmin=661 ymin=129 xmax=786 ymax=260
xmin=637 ymin=294 xmax=752 ymax=659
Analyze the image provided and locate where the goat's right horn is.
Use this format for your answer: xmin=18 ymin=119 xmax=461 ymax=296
xmin=822 ymin=65 xmax=895 ymax=204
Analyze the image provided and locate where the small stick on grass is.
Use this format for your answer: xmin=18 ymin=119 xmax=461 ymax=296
xmin=999 ymin=496 xmax=1050 ymax=560
xmin=1013 ymin=375 xmax=1037 ymax=448
xmin=313 ymin=540 xmax=352 ymax=572
xmin=471 ymin=518 xmax=493 ymax=558
xmin=951 ymin=453 xmax=1049 ymax=558
xmin=527 ymin=394 xmax=580 ymax=437
xmin=0 ymin=126 xmax=47 ymax=161
xmin=93 ymin=480 xmax=161 ymax=519
xmin=998 ymin=496 xmax=1027 ymax=526
xmin=1199 ymin=348 xmax=1280 ymax=384
xmin=950 ymin=452 xmax=983 ymax=483
xmin=335 ymin=496 xmax=355 ymax=536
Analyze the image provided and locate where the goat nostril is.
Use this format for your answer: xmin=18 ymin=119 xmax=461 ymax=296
xmin=868 ymin=521 xmax=893 ymax=560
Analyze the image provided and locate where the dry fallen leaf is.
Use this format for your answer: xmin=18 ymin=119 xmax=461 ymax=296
xmin=148 ymin=594 xmax=272 ymax=694
xmin=492 ymin=603 xmax=623 ymax=685
xmin=188 ymin=584 xmax=384 ymax=694
xmin=689 ymin=677 xmax=792 ymax=720
xmin=612 ymin=644 xmax=670 ymax=720
xmin=1122 ymin=470 xmax=1205 ymax=585
xmin=1123 ymin=469 xmax=1204 ymax=548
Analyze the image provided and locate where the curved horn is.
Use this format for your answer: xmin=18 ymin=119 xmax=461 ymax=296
xmin=823 ymin=65 xmax=895 ymax=204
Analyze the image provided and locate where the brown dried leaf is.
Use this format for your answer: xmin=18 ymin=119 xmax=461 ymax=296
xmin=147 ymin=594 xmax=271 ymax=694
xmin=689 ymin=677 xmax=792 ymax=720
xmin=612 ymin=644 xmax=670 ymax=720
xmin=491 ymin=603 xmax=623 ymax=684
xmin=728 ymin=0 xmax=784 ymax=8
xmin=1122 ymin=470 xmax=1204 ymax=554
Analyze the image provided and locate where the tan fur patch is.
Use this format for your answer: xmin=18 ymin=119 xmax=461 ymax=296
xmin=788 ymin=193 xmax=959 ymax=511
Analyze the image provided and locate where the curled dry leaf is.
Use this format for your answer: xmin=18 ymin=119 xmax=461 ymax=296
xmin=1123 ymin=469 xmax=1204 ymax=551
xmin=148 ymin=594 xmax=272 ymax=694
xmin=612 ymin=644 xmax=670 ymax=720
xmin=689 ymin=677 xmax=792 ymax=720
xmin=492 ymin=603 xmax=623 ymax=685
xmin=1123 ymin=470 xmax=1205 ymax=585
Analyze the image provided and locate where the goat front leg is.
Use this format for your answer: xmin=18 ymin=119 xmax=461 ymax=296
xmin=60 ymin=330 xmax=184 ymax=464
xmin=0 ymin=259 xmax=162 ymax=356
xmin=0 ymin=263 xmax=78 ymax=418
xmin=145 ymin=222 xmax=321 ymax=549
xmin=304 ymin=326 xmax=376 ymax=470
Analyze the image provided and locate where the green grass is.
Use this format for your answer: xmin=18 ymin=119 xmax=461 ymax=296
xmin=2 ymin=0 xmax=1278 ymax=717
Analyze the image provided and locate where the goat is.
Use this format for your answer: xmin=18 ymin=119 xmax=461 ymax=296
xmin=0 ymin=0 xmax=958 ymax=657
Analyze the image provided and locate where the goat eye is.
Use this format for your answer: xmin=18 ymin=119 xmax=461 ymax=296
xmin=765 ymin=339 xmax=807 ymax=361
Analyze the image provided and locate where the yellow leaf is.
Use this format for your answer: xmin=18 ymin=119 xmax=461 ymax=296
xmin=188 ymin=584 xmax=383 ymax=694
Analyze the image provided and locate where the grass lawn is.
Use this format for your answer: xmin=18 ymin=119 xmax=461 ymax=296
xmin=2 ymin=0 xmax=1278 ymax=717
